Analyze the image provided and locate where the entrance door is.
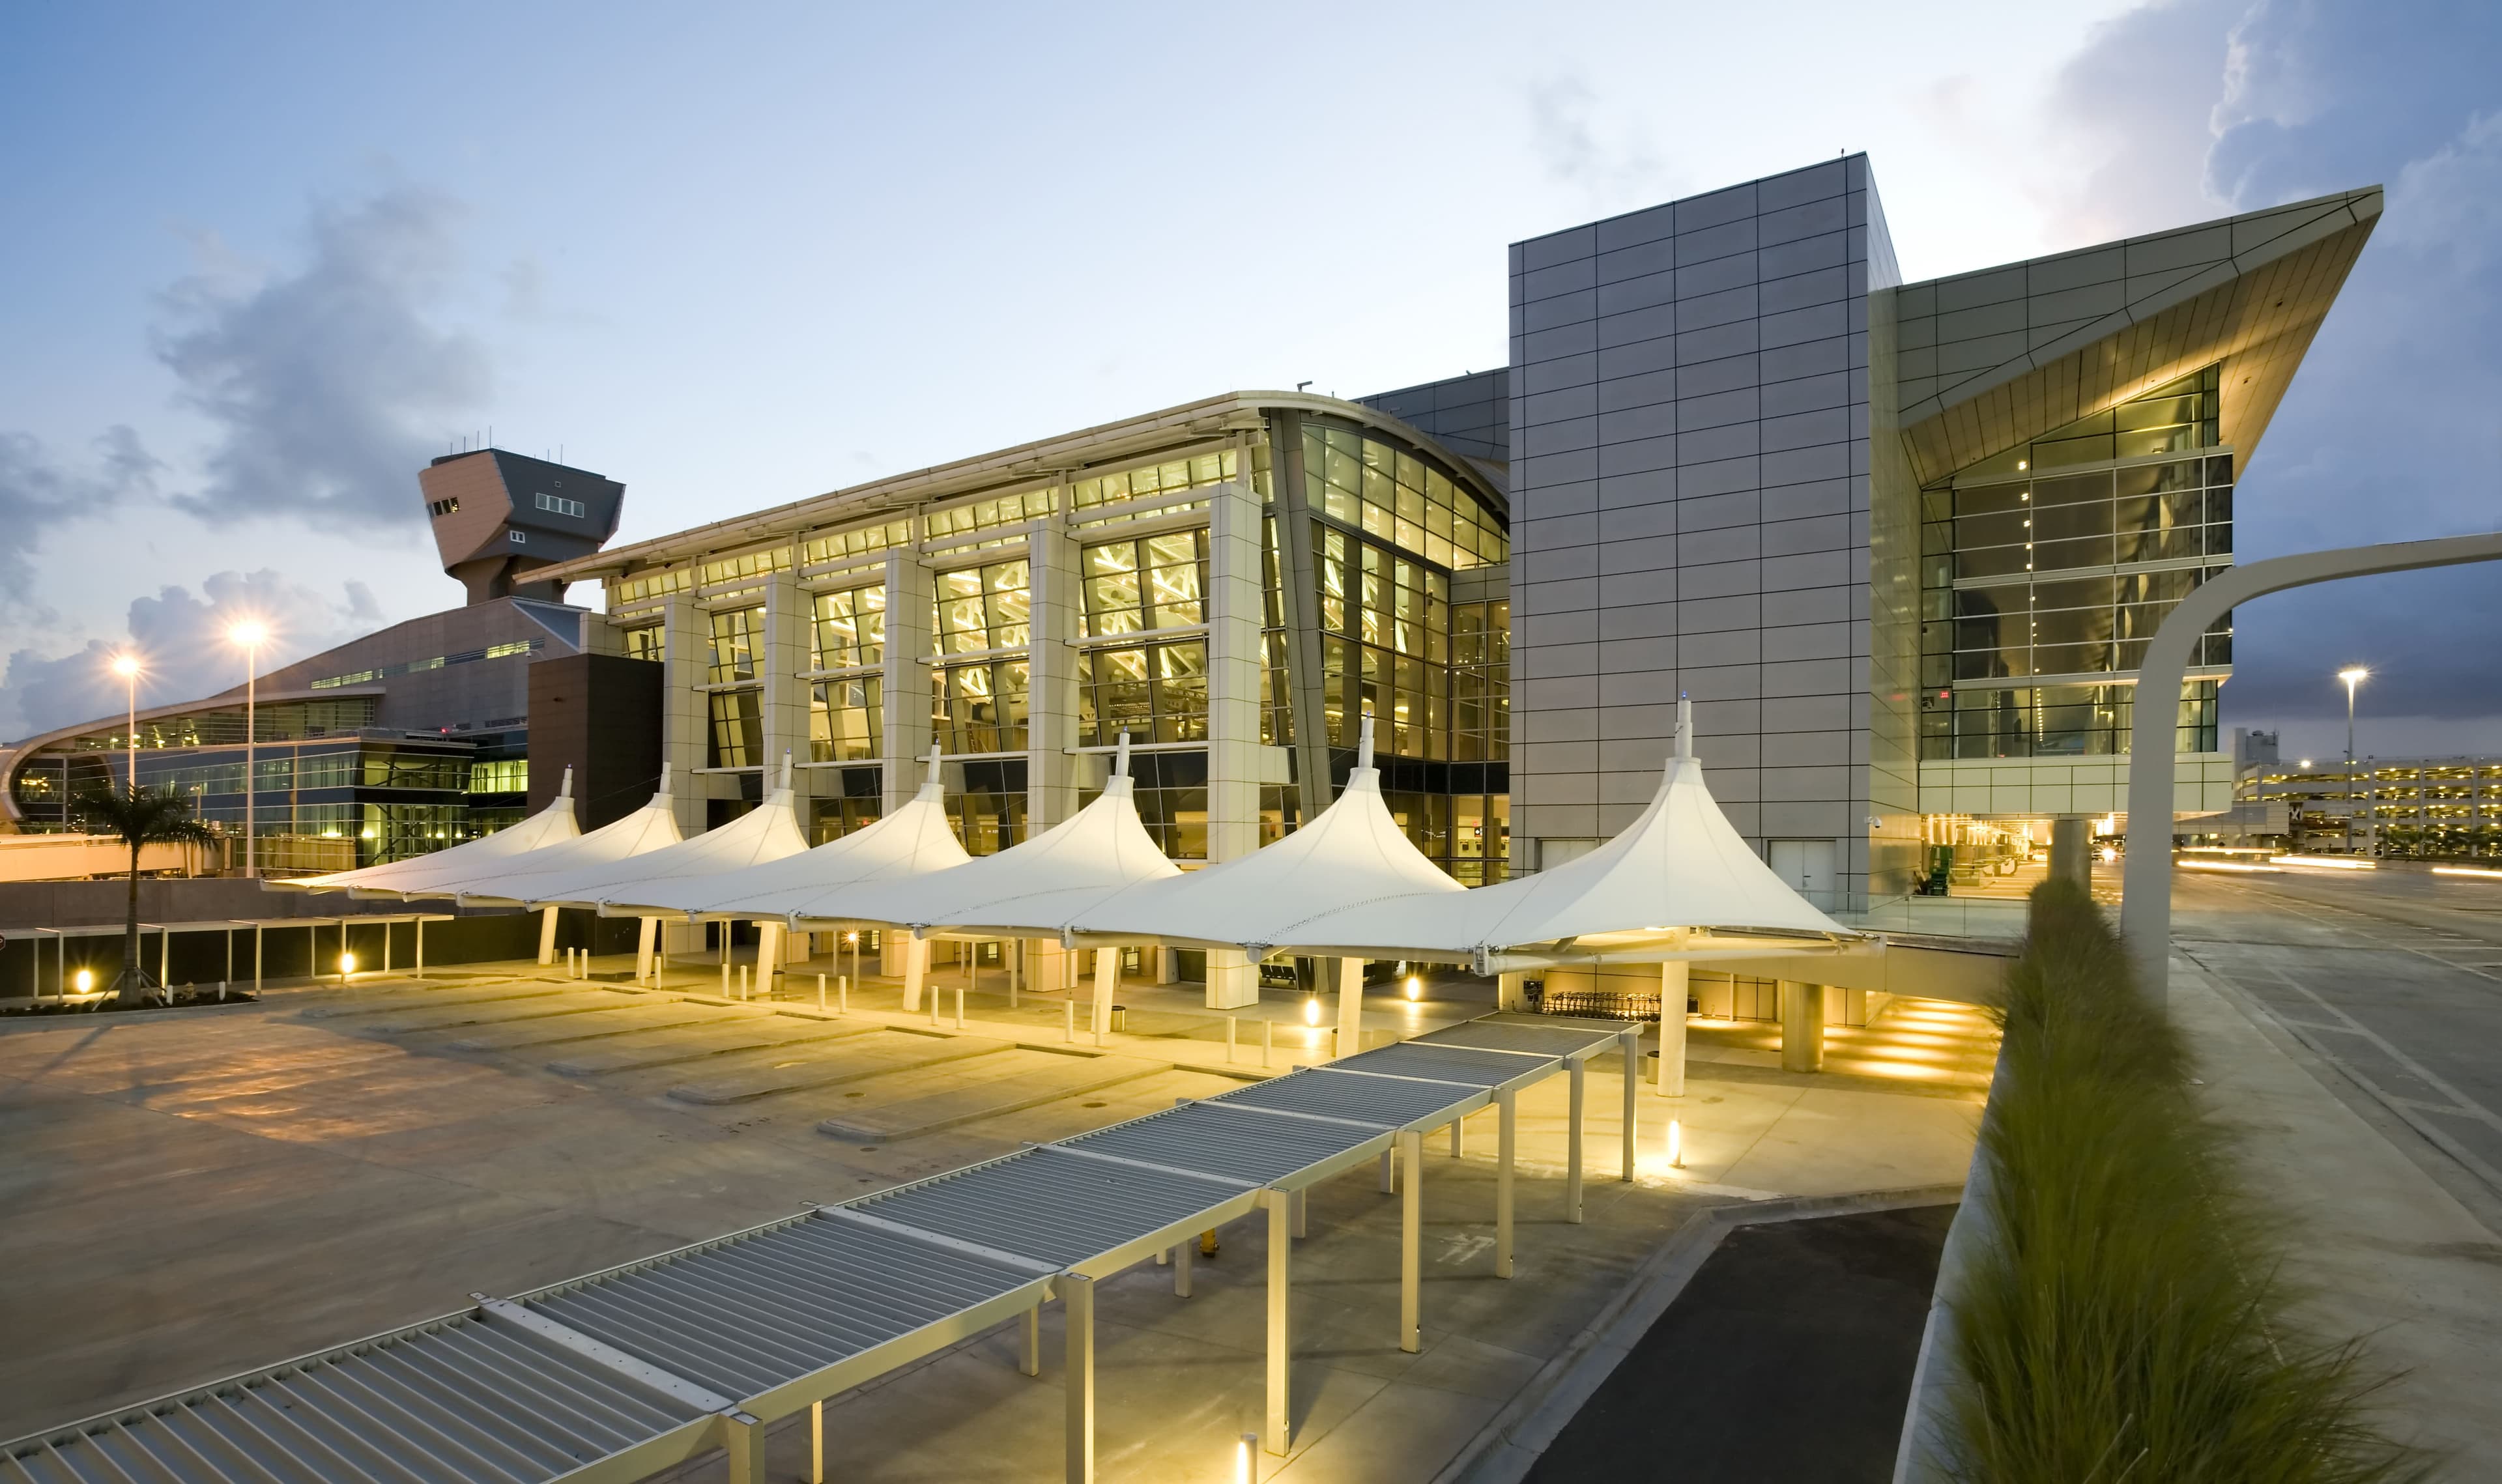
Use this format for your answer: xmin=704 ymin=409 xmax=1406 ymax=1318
xmin=1767 ymin=838 xmax=1839 ymax=910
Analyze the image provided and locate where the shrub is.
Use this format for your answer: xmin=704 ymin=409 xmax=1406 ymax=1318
xmin=1943 ymin=877 xmax=2428 ymax=1483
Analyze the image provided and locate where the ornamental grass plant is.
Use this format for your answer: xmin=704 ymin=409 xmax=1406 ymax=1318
xmin=1942 ymin=877 xmax=2429 ymax=1483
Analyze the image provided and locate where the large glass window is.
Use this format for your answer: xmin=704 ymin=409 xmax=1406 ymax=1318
xmin=1301 ymin=424 xmax=1506 ymax=569
xmin=1450 ymin=600 xmax=1511 ymax=763
xmin=1918 ymin=679 xmax=2219 ymax=759
xmin=933 ymin=559 xmax=1030 ymax=655
xmin=1080 ymin=530 xmax=1207 ymax=636
xmin=708 ymin=689 xmax=764 ymax=769
xmin=1069 ymin=447 xmax=1265 ymax=515
xmin=1078 ymin=641 xmax=1206 ymax=746
xmin=1313 ymin=524 xmax=1448 ymax=755
xmin=810 ymin=583 xmax=887 ymax=670
xmin=809 ymin=677 xmax=882 ymax=762
xmin=707 ymin=606 xmax=765 ymax=683
xmin=932 ymin=660 xmax=1029 ymax=754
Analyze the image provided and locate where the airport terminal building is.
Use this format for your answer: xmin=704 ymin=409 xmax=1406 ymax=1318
xmin=6 ymin=156 xmax=2383 ymax=913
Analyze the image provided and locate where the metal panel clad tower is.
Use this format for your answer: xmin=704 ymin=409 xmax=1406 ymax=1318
xmin=1505 ymin=156 xmax=1902 ymax=909
xmin=422 ymin=449 xmax=627 ymax=605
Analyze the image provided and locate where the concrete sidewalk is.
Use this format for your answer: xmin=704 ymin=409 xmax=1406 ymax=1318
xmin=2174 ymin=956 xmax=2502 ymax=1467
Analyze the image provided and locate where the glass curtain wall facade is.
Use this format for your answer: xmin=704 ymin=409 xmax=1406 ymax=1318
xmin=1918 ymin=367 xmax=2232 ymax=760
xmin=603 ymin=400 xmax=1510 ymax=881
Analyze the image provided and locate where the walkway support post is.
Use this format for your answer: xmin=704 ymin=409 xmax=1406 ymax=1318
xmin=1495 ymin=1087 xmax=1516 ymax=1278
xmin=1091 ymin=947 xmax=1117 ymax=1045
xmin=1779 ymin=980 xmax=1824 ymax=1072
xmin=1265 ymin=1189 xmax=1291 ymax=1456
xmin=1334 ymin=957 xmax=1364 ymax=1058
xmin=414 ymin=917 xmax=423 ymax=979
xmin=723 ymin=1416 xmax=766 ymax=1484
xmin=1400 ymin=1128 xmax=1422 ymax=1352
xmin=1619 ymin=1025 xmax=1639 ymax=1180
xmin=756 ymin=921 xmax=783 ymax=999
xmin=1566 ymin=1057 xmax=1586 ymax=1223
xmin=2120 ymin=532 xmax=2502 ymax=1000
xmin=1656 ymin=960 xmax=1688 ymax=1097
xmin=1064 ymin=1272 xmax=1096 ymax=1484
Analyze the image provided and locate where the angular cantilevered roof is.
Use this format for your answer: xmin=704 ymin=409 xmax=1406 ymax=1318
xmin=260 ymin=767 xmax=582 ymax=898
xmin=620 ymin=747 xmax=971 ymax=921
xmin=805 ymin=734 xmax=1176 ymax=935
xmin=1264 ymin=699 xmax=1850 ymax=967
xmin=1891 ymin=186 xmax=2381 ymax=487
xmin=433 ymin=767 xmax=687 ymax=907
xmin=1066 ymin=718 xmax=1460 ymax=952
xmin=477 ymin=757 xmax=811 ymax=911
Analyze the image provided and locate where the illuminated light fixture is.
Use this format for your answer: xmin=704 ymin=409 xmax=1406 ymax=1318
xmin=2432 ymin=865 xmax=2502 ymax=880
xmin=1236 ymin=1434 xmax=1256 ymax=1484
xmin=1403 ymin=975 xmax=1422 ymax=1001
xmin=110 ymin=653 xmax=140 ymax=679
xmin=1302 ymin=997 xmax=1320 ymax=1027
xmin=1667 ymin=1118 xmax=1685 ymax=1169
xmin=75 ymin=969 xmax=93 ymax=993
xmin=2269 ymin=854 xmax=2376 ymax=870
xmin=2016 ymin=459 xmax=2028 ymax=470
xmin=227 ymin=620 xmax=268 ymax=647
xmin=2099 ymin=845 xmax=2119 ymax=864
xmin=341 ymin=952 xmax=356 ymax=975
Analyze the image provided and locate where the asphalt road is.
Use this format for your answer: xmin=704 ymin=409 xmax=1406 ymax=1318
xmin=2170 ymin=864 xmax=2502 ymax=1216
xmin=1523 ymin=1205 xmax=1957 ymax=1484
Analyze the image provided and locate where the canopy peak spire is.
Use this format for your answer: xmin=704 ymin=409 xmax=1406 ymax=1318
xmin=1114 ymin=729 xmax=1132 ymax=778
xmin=657 ymin=761 xmax=672 ymax=794
xmin=779 ymin=750 xmax=793 ymax=792
xmin=558 ymin=764 xmax=573 ymax=799
xmin=1675 ymin=692 xmax=1693 ymax=762
xmin=1357 ymin=711 xmax=1375 ymax=771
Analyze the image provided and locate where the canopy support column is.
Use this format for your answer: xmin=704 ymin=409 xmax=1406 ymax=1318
xmin=1090 ymin=948 xmax=1117 ymax=1045
xmin=1021 ymin=1304 xmax=1041 ymax=1377
xmin=1064 ymin=1272 xmax=1096 ymax=1484
xmin=253 ymin=924 xmax=262 ymax=993
xmin=1567 ymin=1058 xmax=1586 ymax=1223
xmin=1779 ymin=980 xmax=1824 ymax=1072
xmin=1334 ymin=957 xmax=1364 ymax=1059
xmin=1173 ymin=1234 xmax=1192 ymax=1297
xmin=1495 ymin=1088 xmax=1516 ymax=1278
xmin=415 ymin=917 xmax=425 ymax=978
xmin=1400 ymin=1127 xmax=1422 ymax=1352
xmin=809 ymin=1401 xmax=826 ymax=1484
xmin=380 ymin=921 xmax=390 ymax=977
xmin=902 ymin=935 xmax=930 ymax=1013
xmin=1265 ymin=1189 xmax=1292 ymax=1457
xmin=1657 ymin=961 xmax=1688 ymax=1096
xmin=756 ymin=921 xmax=784 ymax=999
xmin=537 ymin=906 xmax=559 ymax=966
xmin=1620 ymin=1025 xmax=1639 ymax=1180
xmin=635 ymin=917 xmax=656 ymax=983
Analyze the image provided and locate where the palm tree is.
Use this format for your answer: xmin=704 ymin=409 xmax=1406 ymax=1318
xmin=68 ymin=783 xmax=216 ymax=1008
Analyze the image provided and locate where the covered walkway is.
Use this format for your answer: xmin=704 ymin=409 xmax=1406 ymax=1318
xmin=1 ymin=1014 xmax=1634 ymax=1484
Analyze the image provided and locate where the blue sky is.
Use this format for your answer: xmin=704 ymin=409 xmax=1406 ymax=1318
xmin=3 ymin=1 xmax=2497 ymax=763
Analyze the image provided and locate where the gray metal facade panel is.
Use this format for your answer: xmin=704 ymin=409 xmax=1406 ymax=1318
xmin=850 ymin=1148 xmax=1245 ymax=1268
xmin=1059 ymin=1102 xmax=1378 ymax=1186
xmin=1207 ymin=1068 xmax=1481 ymax=1129
xmin=523 ymin=1216 xmax=1037 ymax=1402
xmin=1329 ymin=1042 xmax=1558 ymax=1088
xmin=5 ymin=1318 xmax=700 ymax=1484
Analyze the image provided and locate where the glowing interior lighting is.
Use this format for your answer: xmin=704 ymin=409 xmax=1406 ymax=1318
xmin=2098 ymin=846 xmax=2119 ymax=864
xmin=1302 ymin=997 xmax=1320 ymax=1027
xmin=2270 ymin=854 xmax=2376 ymax=870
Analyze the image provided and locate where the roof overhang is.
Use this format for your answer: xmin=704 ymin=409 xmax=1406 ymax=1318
xmin=1890 ymin=187 xmax=2381 ymax=486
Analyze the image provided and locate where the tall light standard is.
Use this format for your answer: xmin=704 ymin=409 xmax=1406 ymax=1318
xmin=109 ymin=653 xmax=142 ymax=794
xmin=2338 ymin=666 xmax=2370 ymax=855
xmin=230 ymin=621 xmax=268 ymax=878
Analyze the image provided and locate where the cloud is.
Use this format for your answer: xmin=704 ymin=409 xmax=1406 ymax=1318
xmin=154 ymin=186 xmax=491 ymax=530
xmin=0 ymin=425 xmax=162 ymax=605
xmin=1527 ymin=74 xmax=1671 ymax=208
xmin=0 ymin=571 xmax=386 ymax=743
xmin=2038 ymin=0 xmax=2502 ymax=739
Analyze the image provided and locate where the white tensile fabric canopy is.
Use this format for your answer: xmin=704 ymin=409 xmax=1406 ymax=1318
xmin=260 ymin=766 xmax=582 ymax=900
xmin=1263 ymin=700 xmax=1853 ymax=970
xmin=433 ymin=767 xmax=687 ymax=907
xmin=810 ymin=735 xmax=1177 ymax=937
xmin=620 ymin=748 xmax=971 ymax=922
xmin=474 ymin=758 xmax=812 ymax=911
xmin=1066 ymin=719 xmax=1460 ymax=953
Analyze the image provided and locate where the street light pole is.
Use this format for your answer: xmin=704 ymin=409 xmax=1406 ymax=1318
xmin=231 ymin=623 xmax=267 ymax=879
xmin=110 ymin=654 xmax=141 ymax=794
xmin=2338 ymin=666 xmax=2370 ymax=856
